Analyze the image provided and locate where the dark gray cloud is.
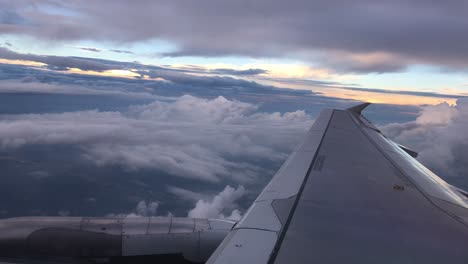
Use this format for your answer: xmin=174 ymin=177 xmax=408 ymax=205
xmin=110 ymin=49 xmax=134 ymax=54
xmin=2 ymin=1 xmax=468 ymax=72
xmin=77 ymin=47 xmax=102 ymax=53
xmin=0 ymin=47 xmax=115 ymax=71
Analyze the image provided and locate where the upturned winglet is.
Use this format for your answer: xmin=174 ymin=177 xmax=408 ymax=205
xmin=347 ymin=102 xmax=371 ymax=115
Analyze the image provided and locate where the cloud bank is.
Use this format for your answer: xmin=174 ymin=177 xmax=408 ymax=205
xmin=0 ymin=95 xmax=311 ymax=182
xmin=383 ymin=100 xmax=468 ymax=182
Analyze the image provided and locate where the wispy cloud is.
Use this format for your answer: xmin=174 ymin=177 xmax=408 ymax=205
xmin=76 ymin=46 xmax=102 ymax=53
xmin=110 ymin=49 xmax=134 ymax=54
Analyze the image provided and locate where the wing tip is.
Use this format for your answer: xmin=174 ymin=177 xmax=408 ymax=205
xmin=347 ymin=102 xmax=372 ymax=115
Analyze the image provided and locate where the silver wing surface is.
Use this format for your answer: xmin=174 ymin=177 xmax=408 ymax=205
xmin=208 ymin=103 xmax=468 ymax=264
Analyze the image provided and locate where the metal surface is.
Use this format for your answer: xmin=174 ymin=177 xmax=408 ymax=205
xmin=360 ymin=117 xmax=468 ymax=208
xmin=397 ymin=143 xmax=418 ymax=158
xmin=147 ymin=216 xmax=170 ymax=234
xmin=0 ymin=216 xmax=234 ymax=263
xmin=208 ymin=109 xmax=333 ymax=263
xmin=207 ymin=229 xmax=277 ymax=264
xmin=347 ymin=102 xmax=371 ymax=114
xmin=210 ymin=104 xmax=468 ymax=264
xmin=273 ymin=110 xmax=468 ymax=263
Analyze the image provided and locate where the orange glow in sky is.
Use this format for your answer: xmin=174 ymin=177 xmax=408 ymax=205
xmin=0 ymin=58 xmax=47 ymax=67
xmin=0 ymin=58 xmax=460 ymax=106
xmin=65 ymin=68 xmax=141 ymax=78
xmin=314 ymin=87 xmax=457 ymax=106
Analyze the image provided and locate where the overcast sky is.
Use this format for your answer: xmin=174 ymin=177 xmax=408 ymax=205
xmin=0 ymin=0 xmax=467 ymax=104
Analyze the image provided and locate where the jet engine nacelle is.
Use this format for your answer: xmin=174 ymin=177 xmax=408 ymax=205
xmin=0 ymin=216 xmax=235 ymax=263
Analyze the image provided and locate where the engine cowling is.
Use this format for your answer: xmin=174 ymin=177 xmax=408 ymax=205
xmin=0 ymin=216 xmax=235 ymax=263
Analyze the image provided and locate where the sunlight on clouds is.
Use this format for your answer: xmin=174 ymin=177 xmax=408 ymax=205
xmin=250 ymin=63 xmax=332 ymax=79
xmin=106 ymin=69 xmax=140 ymax=78
xmin=65 ymin=68 xmax=141 ymax=78
xmin=0 ymin=58 xmax=47 ymax=67
xmin=438 ymin=87 xmax=468 ymax=97
xmin=342 ymin=51 xmax=404 ymax=66
xmin=201 ymin=62 xmax=348 ymax=80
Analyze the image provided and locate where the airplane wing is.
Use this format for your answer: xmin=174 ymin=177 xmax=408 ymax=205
xmin=208 ymin=103 xmax=468 ymax=264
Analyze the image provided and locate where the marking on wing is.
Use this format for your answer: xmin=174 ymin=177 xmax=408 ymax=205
xmin=312 ymin=155 xmax=326 ymax=171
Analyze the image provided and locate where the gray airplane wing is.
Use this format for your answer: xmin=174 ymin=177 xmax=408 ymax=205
xmin=208 ymin=103 xmax=468 ymax=264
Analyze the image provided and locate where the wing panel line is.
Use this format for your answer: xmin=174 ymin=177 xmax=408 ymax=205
xmin=267 ymin=110 xmax=335 ymax=264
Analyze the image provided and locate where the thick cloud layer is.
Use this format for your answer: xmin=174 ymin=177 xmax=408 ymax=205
xmin=0 ymin=47 xmax=116 ymax=72
xmin=0 ymin=95 xmax=311 ymax=182
xmin=383 ymin=100 xmax=468 ymax=184
xmin=2 ymin=1 xmax=468 ymax=71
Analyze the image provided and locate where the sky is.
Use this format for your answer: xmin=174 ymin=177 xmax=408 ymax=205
xmin=1 ymin=0 xmax=468 ymax=220
xmin=1 ymin=0 xmax=468 ymax=105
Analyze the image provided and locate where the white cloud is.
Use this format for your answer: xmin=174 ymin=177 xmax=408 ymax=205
xmin=188 ymin=185 xmax=245 ymax=220
xmin=382 ymin=99 xmax=468 ymax=179
xmin=135 ymin=200 xmax=159 ymax=217
xmin=0 ymin=95 xmax=311 ymax=183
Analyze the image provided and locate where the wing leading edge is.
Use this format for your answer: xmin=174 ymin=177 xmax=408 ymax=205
xmin=208 ymin=103 xmax=468 ymax=264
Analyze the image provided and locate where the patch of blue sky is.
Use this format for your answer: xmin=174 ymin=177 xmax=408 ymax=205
xmin=357 ymin=65 xmax=468 ymax=94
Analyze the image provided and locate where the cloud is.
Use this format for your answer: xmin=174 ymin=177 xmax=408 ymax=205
xmin=0 ymin=79 xmax=159 ymax=99
xmin=135 ymin=200 xmax=159 ymax=216
xmin=211 ymin=68 xmax=268 ymax=76
xmin=188 ymin=185 xmax=245 ymax=220
xmin=76 ymin=47 xmax=102 ymax=53
xmin=110 ymin=49 xmax=134 ymax=54
xmin=319 ymin=51 xmax=411 ymax=73
xmin=0 ymin=47 xmax=116 ymax=72
xmin=167 ymin=186 xmax=207 ymax=202
xmin=338 ymin=86 xmax=466 ymax=100
xmin=382 ymin=99 xmax=468 ymax=181
xmin=0 ymin=49 xmax=324 ymax=97
xmin=2 ymin=1 xmax=468 ymax=72
xmin=108 ymin=200 xmax=160 ymax=217
xmin=0 ymin=95 xmax=311 ymax=182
